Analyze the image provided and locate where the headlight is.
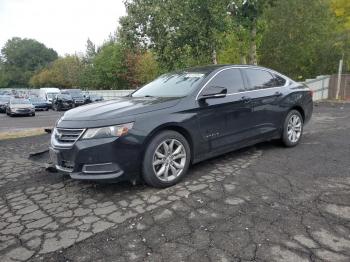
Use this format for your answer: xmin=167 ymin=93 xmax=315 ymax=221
xmin=81 ymin=122 xmax=134 ymax=140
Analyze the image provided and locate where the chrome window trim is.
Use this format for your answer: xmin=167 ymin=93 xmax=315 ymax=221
xmin=195 ymin=66 xmax=290 ymax=100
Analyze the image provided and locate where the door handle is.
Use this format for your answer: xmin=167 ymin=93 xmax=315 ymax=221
xmin=241 ymin=96 xmax=251 ymax=103
xmin=274 ymin=91 xmax=283 ymax=97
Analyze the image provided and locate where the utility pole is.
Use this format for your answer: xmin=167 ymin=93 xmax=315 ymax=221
xmin=336 ymin=54 xmax=344 ymax=100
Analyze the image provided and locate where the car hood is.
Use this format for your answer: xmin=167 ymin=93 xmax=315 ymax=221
xmin=62 ymin=96 xmax=181 ymax=121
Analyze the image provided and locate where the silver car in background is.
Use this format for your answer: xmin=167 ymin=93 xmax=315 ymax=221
xmin=6 ymin=98 xmax=35 ymax=117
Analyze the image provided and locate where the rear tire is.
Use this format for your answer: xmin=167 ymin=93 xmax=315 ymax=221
xmin=282 ymin=110 xmax=303 ymax=147
xmin=142 ymin=130 xmax=191 ymax=188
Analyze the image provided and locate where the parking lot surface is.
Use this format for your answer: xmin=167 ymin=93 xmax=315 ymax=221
xmin=0 ymin=110 xmax=63 ymax=132
xmin=0 ymin=102 xmax=350 ymax=262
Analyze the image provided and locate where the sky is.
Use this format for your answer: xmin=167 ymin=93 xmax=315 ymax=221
xmin=0 ymin=0 xmax=126 ymax=56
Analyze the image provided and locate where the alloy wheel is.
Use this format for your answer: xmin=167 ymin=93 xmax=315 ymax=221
xmin=152 ymin=139 xmax=187 ymax=182
xmin=287 ymin=114 xmax=302 ymax=143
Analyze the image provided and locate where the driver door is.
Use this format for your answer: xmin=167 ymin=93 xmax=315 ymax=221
xmin=196 ymin=68 xmax=253 ymax=154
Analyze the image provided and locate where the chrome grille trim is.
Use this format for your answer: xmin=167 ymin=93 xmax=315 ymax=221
xmin=52 ymin=128 xmax=85 ymax=148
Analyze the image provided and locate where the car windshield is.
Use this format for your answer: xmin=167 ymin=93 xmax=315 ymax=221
xmin=11 ymin=99 xmax=31 ymax=104
xmin=47 ymin=93 xmax=56 ymax=99
xmin=60 ymin=94 xmax=72 ymax=99
xmin=132 ymin=72 xmax=207 ymax=98
xmin=63 ymin=90 xmax=82 ymax=96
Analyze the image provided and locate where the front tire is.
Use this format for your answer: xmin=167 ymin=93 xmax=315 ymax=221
xmin=142 ymin=130 xmax=191 ymax=188
xmin=282 ymin=110 xmax=303 ymax=147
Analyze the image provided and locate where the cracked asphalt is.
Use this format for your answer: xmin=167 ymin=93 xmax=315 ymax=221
xmin=0 ymin=102 xmax=349 ymax=262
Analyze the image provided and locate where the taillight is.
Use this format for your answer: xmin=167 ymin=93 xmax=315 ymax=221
xmin=309 ymin=89 xmax=314 ymax=97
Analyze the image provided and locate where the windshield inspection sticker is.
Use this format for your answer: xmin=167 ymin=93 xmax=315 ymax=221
xmin=184 ymin=73 xmax=205 ymax=78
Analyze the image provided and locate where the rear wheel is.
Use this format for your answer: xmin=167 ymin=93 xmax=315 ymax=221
xmin=142 ymin=130 xmax=191 ymax=188
xmin=282 ymin=110 xmax=303 ymax=147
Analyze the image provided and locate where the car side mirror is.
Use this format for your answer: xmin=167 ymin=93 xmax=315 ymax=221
xmin=199 ymin=86 xmax=227 ymax=100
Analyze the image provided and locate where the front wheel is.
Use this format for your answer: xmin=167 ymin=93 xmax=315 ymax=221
xmin=142 ymin=130 xmax=191 ymax=188
xmin=282 ymin=110 xmax=304 ymax=147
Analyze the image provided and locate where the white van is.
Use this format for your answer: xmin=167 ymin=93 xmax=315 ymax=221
xmin=39 ymin=88 xmax=60 ymax=105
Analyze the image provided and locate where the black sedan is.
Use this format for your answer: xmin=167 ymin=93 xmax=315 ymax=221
xmin=0 ymin=95 xmax=11 ymax=113
xmin=29 ymin=97 xmax=50 ymax=111
xmin=50 ymin=65 xmax=313 ymax=188
xmin=52 ymin=94 xmax=74 ymax=111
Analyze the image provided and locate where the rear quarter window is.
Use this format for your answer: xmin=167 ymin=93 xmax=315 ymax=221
xmin=273 ymin=74 xmax=287 ymax=87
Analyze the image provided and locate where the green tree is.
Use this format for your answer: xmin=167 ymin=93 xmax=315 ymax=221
xmin=84 ymin=38 xmax=97 ymax=64
xmin=92 ymin=42 xmax=126 ymax=89
xmin=259 ymin=0 xmax=341 ymax=80
xmin=331 ymin=0 xmax=350 ymax=30
xmin=30 ymin=55 xmax=84 ymax=88
xmin=227 ymin=0 xmax=274 ymax=64
xmin=1 ymin=37 xmax=58 ymax=87
xmin=331 ymin=0 xmax=350 ymax=71
xmin=134 ymin=51 xmax=160 ymax=85
xmin=119 ymin=0 xmax=232 ymax=70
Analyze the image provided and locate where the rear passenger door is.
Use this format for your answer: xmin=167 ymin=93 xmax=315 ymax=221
xmin=242 ymin=68 xmax=286 ymax=138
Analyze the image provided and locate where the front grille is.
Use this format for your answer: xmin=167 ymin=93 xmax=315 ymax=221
xmin=55 ymin=128 xmax=84 ymax=145
xmin=17 ymin=108 xmax=30 ymax=112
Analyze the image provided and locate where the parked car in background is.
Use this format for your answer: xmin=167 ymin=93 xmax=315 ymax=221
xmin=52 ymin=94 xmax=74 ymax=111
xmin=0 ymin=90 xmax=12 ymax=96
xmin=29 ymin=97 xmax=50 ymax=111
xmin=82 ymin=92 xmax=103 ymax=104
xmin=50 ymin=65 xmax=313 ymax=188
xmin=39 ymin=87 xmax=60 ymax=108
xmin=82 ymin=91 xmax=91 ymax=103
xmin=61 ymin=89 xmax=85 ymax=107
xmin=88 ymin=94 xmax=104 ymax=103
xmin=6 ymin=98 xmax=35 ymax=116
xmin=0 ymin=95 xmax=11 ymax=113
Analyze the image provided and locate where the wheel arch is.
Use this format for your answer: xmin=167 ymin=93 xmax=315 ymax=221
xmin=142 ymin=123 xmax=195 ymax=164
xmin=289 ymin=105 xmax=305 ymax=121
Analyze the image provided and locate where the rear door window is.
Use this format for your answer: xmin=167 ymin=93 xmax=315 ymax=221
xmin=244 ymin=69 xmax=276 ymax=91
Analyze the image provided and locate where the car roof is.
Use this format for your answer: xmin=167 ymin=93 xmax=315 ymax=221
xmin=181 ymin=64 xmax=278 ymax=74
